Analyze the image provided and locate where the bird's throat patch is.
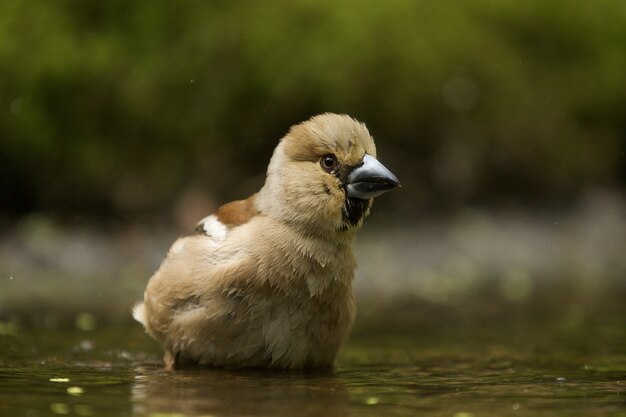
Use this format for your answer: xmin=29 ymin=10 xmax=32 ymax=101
xmin=342 ymin=197 xmax=371 ymax=229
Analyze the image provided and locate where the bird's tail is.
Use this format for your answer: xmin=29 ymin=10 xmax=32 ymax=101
xmin=132 ymin=302 xmax=147 ymax=327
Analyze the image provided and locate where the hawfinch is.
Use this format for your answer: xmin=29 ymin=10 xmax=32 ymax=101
xmin=133 ymin=113 xmax=400 ymax=369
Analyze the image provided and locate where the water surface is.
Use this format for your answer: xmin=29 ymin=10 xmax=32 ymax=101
xmin=1 ymin=315 xmax=624 ymax=417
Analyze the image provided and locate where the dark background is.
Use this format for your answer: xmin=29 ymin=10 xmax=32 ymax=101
xmin=1 ymin=0 xmax=624 ymax=225
xmin=0 ymin=1 xmax=625 ymax=324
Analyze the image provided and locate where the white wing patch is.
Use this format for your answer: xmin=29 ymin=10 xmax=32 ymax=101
xmin=196 ymin=214 xmax=229 ymax=241
xmin=132 ymin=302 xmax=147 ymax=327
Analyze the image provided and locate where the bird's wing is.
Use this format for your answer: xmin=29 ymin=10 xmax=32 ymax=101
xmin=138 ymin=194 xmax=260 ymax=341
xmin=194 ymin=194 xmax=258 ymax=240
xmin=141 ymin=233 xmax=254 ymax=343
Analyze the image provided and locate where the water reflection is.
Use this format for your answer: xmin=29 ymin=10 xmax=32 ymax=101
xmin=131 ymin=366 xmax=351 ymax=417
xmin=1 ymin=321 xmax=625 ymax=417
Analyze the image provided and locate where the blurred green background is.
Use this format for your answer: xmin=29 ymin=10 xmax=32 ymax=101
xmin=1 ymin=0 xmax=625 ymax=325
xmin=1 ymin=0 xmax=625 ymax=221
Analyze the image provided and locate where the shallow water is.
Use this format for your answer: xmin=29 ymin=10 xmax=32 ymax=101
xmin=1 ymin=316 xmax=625 ymax=417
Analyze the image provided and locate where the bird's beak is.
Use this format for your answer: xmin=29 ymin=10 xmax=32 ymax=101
xmin=346 ymin=154 xmax=401 ymax=199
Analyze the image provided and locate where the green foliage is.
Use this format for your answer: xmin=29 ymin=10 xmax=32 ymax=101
xmin=1 ymin=0 xmax=625 ymax=217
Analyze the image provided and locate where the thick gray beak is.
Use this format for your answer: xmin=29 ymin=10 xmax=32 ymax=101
xmin=346 ymin=154 xmax=400 ymax=199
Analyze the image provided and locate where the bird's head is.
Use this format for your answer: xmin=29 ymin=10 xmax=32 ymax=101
xmin=257 ymin=113 xmax=400 ymax=236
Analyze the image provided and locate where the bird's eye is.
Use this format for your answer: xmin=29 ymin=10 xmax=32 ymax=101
xmin=320 ymin=154 xmax=339 ymax=172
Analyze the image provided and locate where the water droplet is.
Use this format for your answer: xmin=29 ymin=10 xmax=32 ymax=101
xmin=67 ymin=386 xmax=85 ymax=396
xmin=50 ymin=377 xmax=70 ymax=383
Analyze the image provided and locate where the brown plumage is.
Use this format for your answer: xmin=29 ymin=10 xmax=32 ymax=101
xmin=133 ymin=113 xmax=399 ymax=369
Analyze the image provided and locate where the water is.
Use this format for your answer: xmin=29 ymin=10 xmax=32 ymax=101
xmin=1 ymin=315 xmax=624 ymax=417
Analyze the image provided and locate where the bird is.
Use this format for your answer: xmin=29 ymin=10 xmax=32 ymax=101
xmin=133 ymin=113 xmax=400 ymax=370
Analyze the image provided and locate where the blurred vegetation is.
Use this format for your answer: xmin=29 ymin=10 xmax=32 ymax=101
xmin=1 ymin=0 xmax=625 ymax=222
